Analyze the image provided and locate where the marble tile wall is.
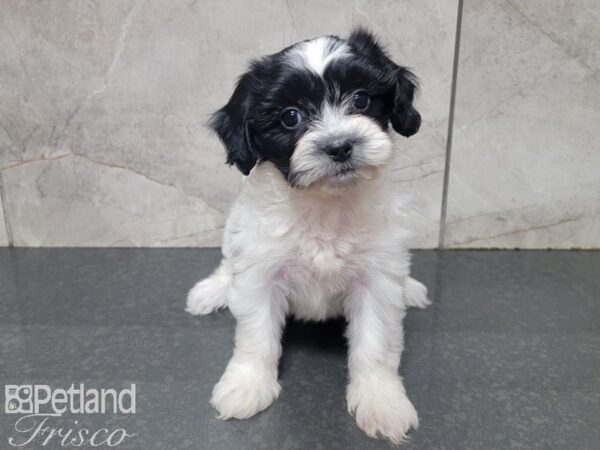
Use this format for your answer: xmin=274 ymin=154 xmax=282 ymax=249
xmin=0 ymin=1 xmax=598 ymax=248
xmin=0 ymin=0 xmax=455 ymax=247
xmin=445 ymin=0 xmax=600 ymax=248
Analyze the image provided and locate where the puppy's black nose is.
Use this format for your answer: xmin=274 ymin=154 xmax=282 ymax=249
xmin=324 ymin=142 xmax=353 ymax=162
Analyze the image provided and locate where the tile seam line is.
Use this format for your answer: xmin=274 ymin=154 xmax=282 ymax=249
xmin=438 ymin=0 xmax=464 ymax=249
xmin=0 ymin=171 xmax=14 ymax=247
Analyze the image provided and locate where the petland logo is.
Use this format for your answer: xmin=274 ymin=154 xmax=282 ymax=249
xmin=4 ymin=384 xmax=137 ymax=447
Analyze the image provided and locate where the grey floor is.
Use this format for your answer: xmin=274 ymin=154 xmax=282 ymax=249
xmin=0 ymin=249 xmax=599 ymax=449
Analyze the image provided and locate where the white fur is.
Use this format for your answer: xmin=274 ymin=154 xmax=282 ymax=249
xmin=186 ymin=259 xmax=231 ymax=315
xmin=287 ymin=36 xmax=351 ymax=75
xmin=186 ymin=157 xmax=430 ymax=444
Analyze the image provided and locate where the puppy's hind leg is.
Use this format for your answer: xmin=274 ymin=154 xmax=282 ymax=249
xmin=403 ymin=277 xmax=431 ymax=309
xmin=186 ymin=259 xmax=231 ymax=315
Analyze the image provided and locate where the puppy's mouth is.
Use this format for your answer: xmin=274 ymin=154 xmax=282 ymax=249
xmin=289 ymin=158 xmax=384 ymax=190
xmin=335 ymin=165 xmax=356 ymax=176
xmin=320 ymin=163 xmax=363 ymax=188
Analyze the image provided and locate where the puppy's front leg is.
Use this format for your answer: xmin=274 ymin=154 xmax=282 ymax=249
xmin=345 ymin=274 xmax=418 ymax=444
xmin=210 ymin=270 xmax=287 ymax=420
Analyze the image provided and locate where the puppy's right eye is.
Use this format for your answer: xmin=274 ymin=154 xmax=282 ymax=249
xmin=281 ymin=108 xmax=302 ymax=129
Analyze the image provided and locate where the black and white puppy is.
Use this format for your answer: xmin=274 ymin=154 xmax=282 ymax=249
xmin=186 ymin=28 xmax=430 ymax=444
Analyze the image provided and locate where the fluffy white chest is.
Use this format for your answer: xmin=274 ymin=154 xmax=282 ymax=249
xmin=294 ymin=205 xmax=356 ymax=274
xmin=224 ymin=163 xmax=409 ymax=321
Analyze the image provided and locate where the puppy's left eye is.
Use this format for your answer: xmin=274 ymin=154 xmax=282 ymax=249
xmin=352 ymin=91 xmax=370 ymax=111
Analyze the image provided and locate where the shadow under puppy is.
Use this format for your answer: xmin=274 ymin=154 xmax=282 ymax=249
xmin=186 ymin=28 xmax=431 ymax=445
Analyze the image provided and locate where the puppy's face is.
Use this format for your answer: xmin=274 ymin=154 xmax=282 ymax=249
xmin=211 ymin=29 xmax=421 ymax=190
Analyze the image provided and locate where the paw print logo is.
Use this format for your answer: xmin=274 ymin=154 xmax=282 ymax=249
xmin=4 ymin=385 xmax=33 ymax=414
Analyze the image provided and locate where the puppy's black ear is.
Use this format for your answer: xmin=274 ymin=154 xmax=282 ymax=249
xmin=390 ymin=67 xmax=421 ymax=137
xmin=348 ymin=28 xmax=421 ymax=137
xmin=210 ymin=75 xmax=257 ymax=175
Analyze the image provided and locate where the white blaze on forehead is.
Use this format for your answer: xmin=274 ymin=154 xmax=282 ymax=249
xmin=287 ymin=37 xmax=351 ymax=76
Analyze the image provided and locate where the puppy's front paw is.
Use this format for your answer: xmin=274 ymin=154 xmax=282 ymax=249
xmin=210 ymin=362 xmax=281 ymax=419
xmin=404 ymin=277 xmax=431 ymax=309
xmin=347 ymin=372 xmax=418 ymax=445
